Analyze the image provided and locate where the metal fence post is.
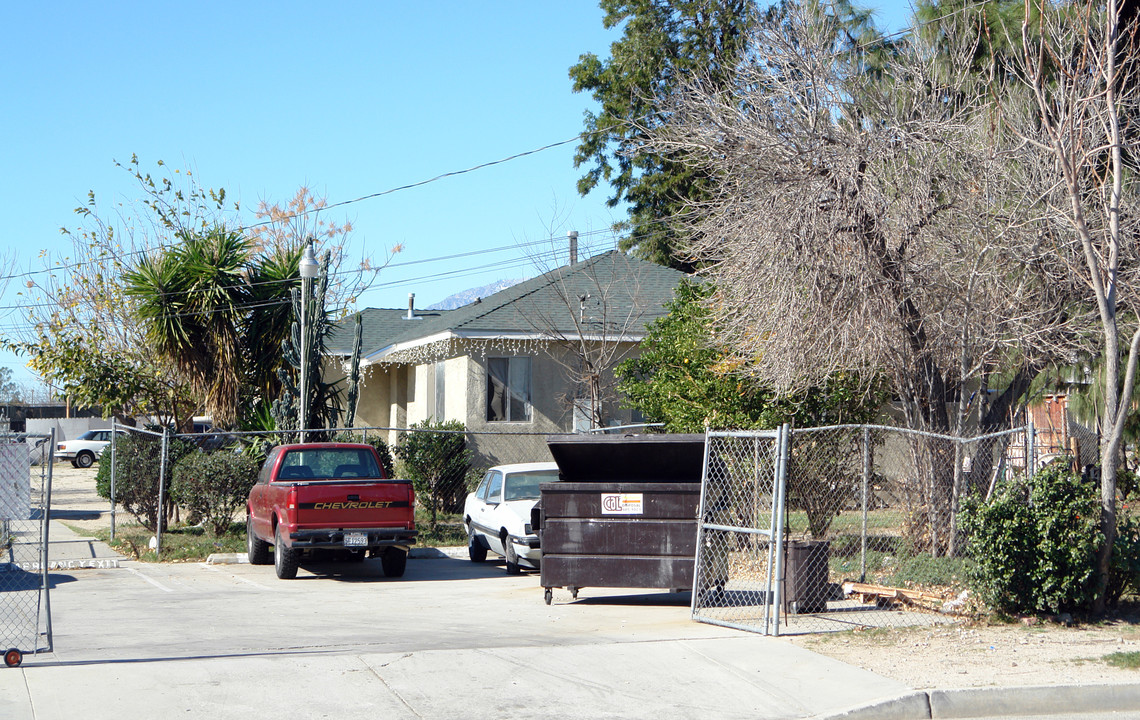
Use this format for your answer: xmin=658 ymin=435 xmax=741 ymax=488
xmin=157 ymin=426 xmax=169 ymax=559
xmin=770 ymin=423 xmax=789 ymax=636
xmin=110 ymin=418 xmax=117 ymax=541
xmin=690 ymin=429 xmax=714 ymax=617
xmin=1027 ymin=420 xmax=1036 ymax=474
xmin=861 ymin=426 xmax=870 ymax=583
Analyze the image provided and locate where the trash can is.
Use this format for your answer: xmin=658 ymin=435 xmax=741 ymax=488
xmin=783 ymin=540 xmax=830 ymax=614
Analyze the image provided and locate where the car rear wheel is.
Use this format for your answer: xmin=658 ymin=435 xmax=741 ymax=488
xmin=274 ymin=524 xmax=299 ymax=579
xmin=75 ymin=451 xmax=95 ymax=469
xmin=505 ymin=539 xmax=521 ymax=575
xmin=381 ymin=547 xmax=407 ymax=578
xmin=247 ymin=515 xmax=270 ymax=565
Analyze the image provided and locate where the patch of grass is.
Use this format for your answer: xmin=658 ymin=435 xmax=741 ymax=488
xmin=92 ymin=522 xmax=245 ymax=562
xmin=415 ymin=509 xmax=467 ymax=547
xmin=1104 ymin=651 xmax=1140 ymax=669
xmin=883 ymin=553 xmax=971 ymax=589
xmin=418 ymin=522 xmax=467 ymax=547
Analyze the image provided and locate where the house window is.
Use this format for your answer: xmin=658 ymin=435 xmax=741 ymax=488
xmin=434 ymin=361 xmax=446 ymax=421
xmin=487 ymin=357 xmax=531 ymax=422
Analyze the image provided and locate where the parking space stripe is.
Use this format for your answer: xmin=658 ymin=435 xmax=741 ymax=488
xmin=199 ymin=562 xmax=273 ymax=590
xmin=125 ymin=567 xmax=174 ymax=592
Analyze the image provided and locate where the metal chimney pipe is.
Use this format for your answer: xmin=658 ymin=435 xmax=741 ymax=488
xmin=568 ymin=230 xmax=578 ymax=265
xmin=407 ymin=293 xmax=415 ymax=319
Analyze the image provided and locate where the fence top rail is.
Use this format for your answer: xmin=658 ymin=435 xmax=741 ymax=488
xmin=111 ymin=424 xmax=583 ymax=440
xmin=0 ymin=432 xmax=53 ymax=443
xmin=705 ymin=429 xmax=780 ymax=439
xmin=789 ymin=423 xmax=1028 ymax=444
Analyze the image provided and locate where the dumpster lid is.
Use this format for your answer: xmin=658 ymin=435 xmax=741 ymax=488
xmin=545 ymin=433 xmax=705 ymax=482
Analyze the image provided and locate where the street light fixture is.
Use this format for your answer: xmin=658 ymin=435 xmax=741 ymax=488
xmin=298 ymin=241 xmax=319 ymax=442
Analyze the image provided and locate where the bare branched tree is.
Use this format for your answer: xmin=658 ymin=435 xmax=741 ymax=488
xmin=1000 ymin=0 xmax=1140 ymax=612
xmin=520 ymin=237 xmax=676 ymax=430
xmin=637 ymin=4 xmax=1082 ymax=554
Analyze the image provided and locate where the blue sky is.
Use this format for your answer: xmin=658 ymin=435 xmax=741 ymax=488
xmin=0 ymin=1 xmax=912 ymax=389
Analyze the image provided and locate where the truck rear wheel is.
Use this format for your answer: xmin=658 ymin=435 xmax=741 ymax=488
xmin=247 ymin=515 xmax=270 ymax=565
xmin=381 ymin=547 xmax=407 ymax=578
xmin=274 ymin=524 xmax=299 ymax=579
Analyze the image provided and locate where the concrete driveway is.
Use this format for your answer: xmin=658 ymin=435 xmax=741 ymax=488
xmin=0 ymin=522 xmax=910 ymax=720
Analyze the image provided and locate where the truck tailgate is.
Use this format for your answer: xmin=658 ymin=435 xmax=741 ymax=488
xmin=290 ymin=480 xmax=413 ymax=529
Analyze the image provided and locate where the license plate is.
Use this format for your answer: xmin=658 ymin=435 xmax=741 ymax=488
xmin=343 ymin=532 xmax=368 ymax=547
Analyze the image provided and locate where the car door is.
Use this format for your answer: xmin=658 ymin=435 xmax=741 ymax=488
xmin=479 ymin=470 xmax=504 ymax=556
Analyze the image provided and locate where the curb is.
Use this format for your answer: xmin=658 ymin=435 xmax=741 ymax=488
xmin=205 ymin=546 xmax=468 ymax=564
xmin=815 ymin=683 xmax=1140 ymax=719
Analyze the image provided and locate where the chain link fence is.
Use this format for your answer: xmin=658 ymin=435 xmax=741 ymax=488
xmin=105 ymin=422 xmax=571 ymax=555
xmin=693 ymin=424 xmax=1033 ymax=635
xmin=0 ymin=432 xmax=54 ymax=666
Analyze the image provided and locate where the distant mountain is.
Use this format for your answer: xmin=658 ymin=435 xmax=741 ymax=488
xmin=425 ymin=279 xmax=527 ymax=310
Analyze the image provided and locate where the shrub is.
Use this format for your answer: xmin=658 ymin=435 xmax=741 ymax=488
xmin=1108 ymin=513 xmax=1140 ymax=606
xmin=95 ymin=432 xmax=194 ymax=531
xmin=961 ymin=461 xmax=1101 ymax=614
xmin=171 ymin=451 xmax=260 ymax=535
xmin=393 ymin=420 xmax=472 ymax=530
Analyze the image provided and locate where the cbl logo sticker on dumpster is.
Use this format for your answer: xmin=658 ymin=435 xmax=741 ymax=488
xmin=601 ymin=493 xmax=643 ymax=515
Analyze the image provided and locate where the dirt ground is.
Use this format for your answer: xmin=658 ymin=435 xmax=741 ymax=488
xmin=43 ymin=461 xmax=1140 ymax=690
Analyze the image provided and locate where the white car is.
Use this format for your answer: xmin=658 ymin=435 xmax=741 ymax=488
xmin=56 ymin=429 xmax=121 ymax=468
xmin=463 ymin=462 xmax=560 ymax=574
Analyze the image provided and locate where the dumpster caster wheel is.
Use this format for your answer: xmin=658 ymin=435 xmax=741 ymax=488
xmin=4 ymin=648 xmax=21 ymax=668
xmin=570 ymin=587 xmax=579 ymax=599
xmin=544 ymin=588 xmax=552 ymax=605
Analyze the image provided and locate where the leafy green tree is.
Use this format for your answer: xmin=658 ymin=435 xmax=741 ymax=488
xmin=0 ymin=368 xmax=20 ymax=403
xmin=570 ymin=0 xmax=754 ymax=271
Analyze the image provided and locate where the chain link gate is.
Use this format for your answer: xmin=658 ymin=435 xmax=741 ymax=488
xmin=691 ymin=427 xmax=788 ymax=635
xmin=693 ymin=424 xmax=1032 ymax=636
xmin=0 ymin=432 xmax=54 ymax=667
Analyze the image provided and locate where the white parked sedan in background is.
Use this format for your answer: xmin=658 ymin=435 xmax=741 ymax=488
xmin=56 ymin=429 xmax=122 ymax=468
xmin=463 ymin=462 xmax=560 ymax=574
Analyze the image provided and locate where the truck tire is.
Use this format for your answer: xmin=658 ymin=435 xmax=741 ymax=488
xmin=274 ymin=524 xmax=299 ymax=579
xmin=75 ymin=451 xmax=95 ymax=469
xmin=247 ymin=515 xmax=270 ymax=565
xmin=381 ymin=547 xmax=407 ymax=578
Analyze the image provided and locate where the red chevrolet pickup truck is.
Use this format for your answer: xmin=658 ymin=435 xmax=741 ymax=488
xmin=246 ymin=442 xmax=417 ymax=579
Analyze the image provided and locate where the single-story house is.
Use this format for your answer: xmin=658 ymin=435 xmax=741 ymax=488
xmin=324 ymin=249 xmax=687 ymax=465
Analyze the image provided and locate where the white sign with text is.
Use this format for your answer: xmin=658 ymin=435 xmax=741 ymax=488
xmin=601 ymin=493 xmax=643 ymax=515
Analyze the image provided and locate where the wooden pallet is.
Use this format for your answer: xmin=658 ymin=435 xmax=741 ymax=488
xmin=842 ymin=581 xmax=946 ymax=610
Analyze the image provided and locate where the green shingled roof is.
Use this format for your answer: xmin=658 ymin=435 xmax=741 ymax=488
xmin=328 ymin=250 xmax=688 ymax=360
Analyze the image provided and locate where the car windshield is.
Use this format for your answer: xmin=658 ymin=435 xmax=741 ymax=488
xmin=503 ymin=470 xmax=559 ymax=501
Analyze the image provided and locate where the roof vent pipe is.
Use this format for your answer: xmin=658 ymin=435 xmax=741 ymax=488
xmin=407 ymin=293 xmax=415 ymax=319
xmin=568 ymin=230 xmax=578 ymax=265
